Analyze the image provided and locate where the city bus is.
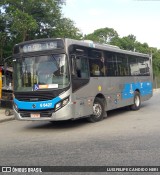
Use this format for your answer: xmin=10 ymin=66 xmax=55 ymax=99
xmin=12 ymin=38 xmax=153 ymax=122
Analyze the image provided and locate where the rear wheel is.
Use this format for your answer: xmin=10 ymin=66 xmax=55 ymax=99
xmin=87 ymin=98 xmax=104 ymax=122
xmin=130 ymin=91 xmax=141 ymax=110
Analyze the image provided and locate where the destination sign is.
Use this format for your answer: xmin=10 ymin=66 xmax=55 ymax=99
xmin=22 ymin=41 xmax=59 ymax=53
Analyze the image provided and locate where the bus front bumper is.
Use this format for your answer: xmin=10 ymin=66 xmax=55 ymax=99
xmin=13 ymin=103 xmax=74 ymax=121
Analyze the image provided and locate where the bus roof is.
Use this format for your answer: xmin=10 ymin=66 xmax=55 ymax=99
xmin=65 ymin=38 xmax=150 ymax=58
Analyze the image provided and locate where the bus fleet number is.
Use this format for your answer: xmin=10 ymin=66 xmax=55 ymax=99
xmin=40 ymin=103 xmax=52 ymax=108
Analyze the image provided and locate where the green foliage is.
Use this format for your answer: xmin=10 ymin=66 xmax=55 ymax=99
xmin=119 ymin=35 xmax=136 ymax=51
xmin=0 ymin=0 xmax=82 ymax=64
xmin=84 ymin=27 xmax=118 ymax=44
xmin=0 ymin=12 xmax=11 ymax=63
xmin=10 ymin=9 xmax=38 ymax=41
xmin=151 ymin=48 xmax=160 ymax=77
xmin=135 ymin=42 xmax=150 ymax=54
xmin=52 ymin=18 xmax=82 ymax=39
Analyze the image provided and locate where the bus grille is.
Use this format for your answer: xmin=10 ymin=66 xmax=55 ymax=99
xmin=15 ymin=92 xmax=56 ymax=101
xmin=14 ymin=86 xmax=69 ymax=102
xmin=19 ymin=109 xmax=54 ymax=118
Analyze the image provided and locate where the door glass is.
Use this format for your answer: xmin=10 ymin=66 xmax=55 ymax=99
xmin=75 ymin=56 xmax=89 ymax=79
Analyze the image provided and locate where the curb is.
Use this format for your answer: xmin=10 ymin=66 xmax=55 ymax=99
xmin=0 ymin=108 xmax=15 ymax=123
xmin=0 ymin=117 xmax=15 ymax=123
xmin=153 ymin=89 xmax=160 ymax=92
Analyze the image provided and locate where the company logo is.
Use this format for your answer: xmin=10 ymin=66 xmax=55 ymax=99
xmin=32 ymin=104 xmax=36 ymax=108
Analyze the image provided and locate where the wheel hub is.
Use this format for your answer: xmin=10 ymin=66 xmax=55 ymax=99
xmin=93 ymin=103 xmax=102 ymax=117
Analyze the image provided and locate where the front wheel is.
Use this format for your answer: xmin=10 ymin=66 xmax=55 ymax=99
xmin=130 ymin=91 xmax=141 ymax=110
xmin=87 ymin=98 xmax=104 ymax=122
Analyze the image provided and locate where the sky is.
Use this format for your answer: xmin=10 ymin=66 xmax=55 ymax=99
xmin=62 ymin=0 xmax=160 ymax=48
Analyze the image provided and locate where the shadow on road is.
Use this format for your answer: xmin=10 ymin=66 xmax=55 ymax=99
xmin=22 ymin=103 xmax=149 ymax=131
xmin=23 ymin=118 xmax=90 ymax=131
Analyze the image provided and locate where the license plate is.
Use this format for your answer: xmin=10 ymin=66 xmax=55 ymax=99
xmin=31 ymin=113 xmax=40 ymax=118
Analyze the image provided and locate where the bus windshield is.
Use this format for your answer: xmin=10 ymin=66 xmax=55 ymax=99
xmin=14 ymin=54 xmax=70 ymax=92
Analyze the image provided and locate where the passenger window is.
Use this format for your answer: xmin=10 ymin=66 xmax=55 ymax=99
xmin=128 ymin=55 xmax=139 ymax=76
xmin=89 ymin=50 xmax=106 ymax=77
xmin=105 ymin=52 xmax=117 ymax=76
xmin=139 ymin=57 xmax=150 ymax=76
xmin=116 ymin=54 xmax=129 ymax=76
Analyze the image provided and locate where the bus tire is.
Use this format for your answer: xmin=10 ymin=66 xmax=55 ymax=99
xmin=130 ymin=91 xmax=141 ymax=110
xmin=87 ymin=98 xmax=104 ymax=122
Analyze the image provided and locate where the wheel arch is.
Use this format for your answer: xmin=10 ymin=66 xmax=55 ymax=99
xmin=135 ymin=89 xmax=140 ymax=94
xmin=94 ymin=93 xmax=107 ymax=111
xmin=134 ymin=89 xmax=141 ymax=98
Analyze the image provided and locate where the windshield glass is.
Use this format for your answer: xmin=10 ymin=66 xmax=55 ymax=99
xmin=14 ymin=54 xmax=70 ymax=91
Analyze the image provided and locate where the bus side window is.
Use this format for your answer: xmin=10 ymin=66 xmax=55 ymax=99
xmin=90 ymin=59 xmax=100 ymax=76
xmin=89 ymin=58 xmax=106 ymax=76
xmin=105 ymin=52 xmax=117 ymax=76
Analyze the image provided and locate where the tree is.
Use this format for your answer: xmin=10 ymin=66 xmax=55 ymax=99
xmin=10 ymin=9 xmax=38 ymax=42
xmin=0 ymin=0 xmax=82 ymax=64
xmin=84 ymin=27 xmax=118 ymax=44
xmin=151 ymin=48 xmax=160 ymax=75
xmin=135 ymin=42 xmax=150 ymax=54
xmin=0 ymin=13 xmax=6 ymax=63
xmin=112 ymin=34 xmax=136 ymax=51
xmin=150 ymin=48 xmax=160 ymax=88
xmin=0 ymin=0 xmax=64 ymax=40
xmin=52 ymin=17 xmax=82 ymax=39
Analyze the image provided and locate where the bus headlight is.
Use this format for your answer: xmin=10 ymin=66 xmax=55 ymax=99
xmin=55 ymin=102 xmax=62 ymax=111
xmin=55 ymin=96 xmax=69 ymax=111
xmin=62 ymin=97 xmax=69 ymax=107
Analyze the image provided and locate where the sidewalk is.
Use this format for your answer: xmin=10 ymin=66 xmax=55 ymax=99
xmin=0 ymin=108 xmax=15 ymax=123
xmin=153 ymin=88 xmax=160 ymax=93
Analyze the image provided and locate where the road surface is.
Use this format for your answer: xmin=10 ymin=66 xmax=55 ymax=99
xmin=0 ymin=91 xmax=160 ymax=174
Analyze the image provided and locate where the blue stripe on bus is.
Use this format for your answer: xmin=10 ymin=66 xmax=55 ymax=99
xmin=122 ymin=81 xmax=152 ymax=99
xmin=14 ymin=96 xmax=61 ymax=110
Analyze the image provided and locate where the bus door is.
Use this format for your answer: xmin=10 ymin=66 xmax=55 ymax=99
xmin=71 ymin=54 xmax=92 ymax=118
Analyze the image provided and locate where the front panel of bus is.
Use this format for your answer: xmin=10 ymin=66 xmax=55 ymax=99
xmin=13 ymin=39 xmax=74 ymax=121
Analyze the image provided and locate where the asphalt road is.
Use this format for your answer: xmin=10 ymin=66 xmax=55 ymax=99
xmin=0 ymin=91 xmax=160 ymax=175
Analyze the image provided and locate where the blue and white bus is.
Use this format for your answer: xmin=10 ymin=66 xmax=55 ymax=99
xmin=13 ymin=38 xmax=153 ymax=122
